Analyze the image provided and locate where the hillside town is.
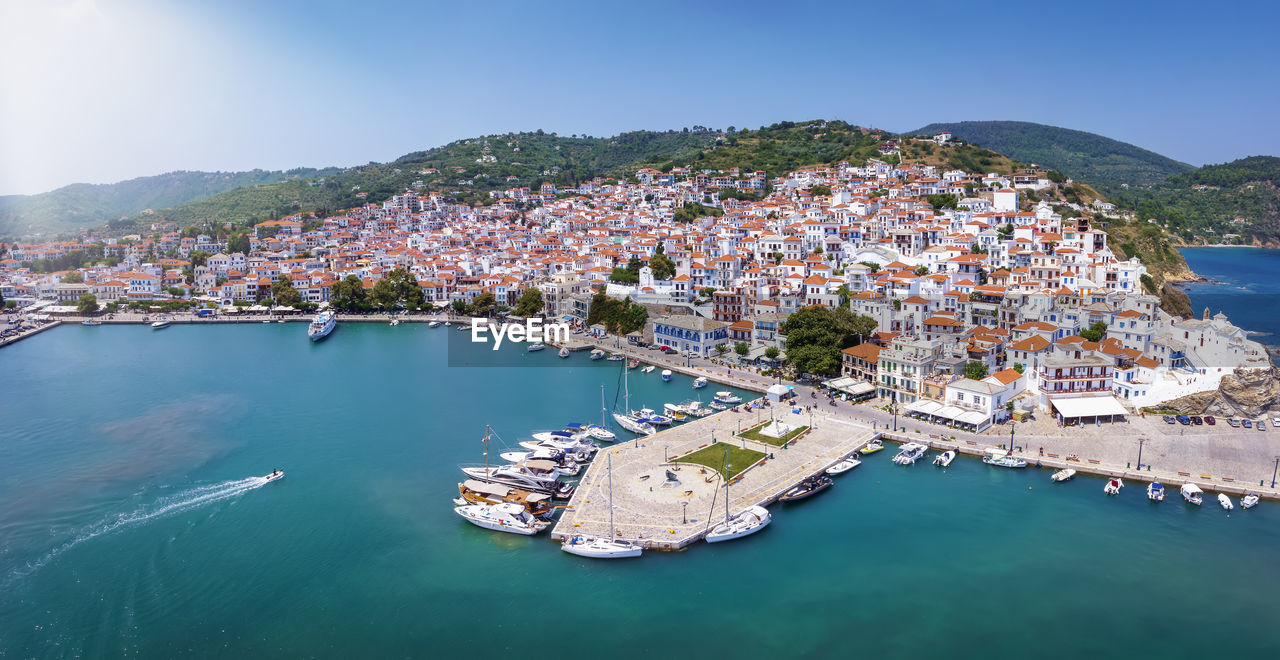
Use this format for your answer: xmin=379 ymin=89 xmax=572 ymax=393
xmin=1 ymin=147 xmax=1270 ymax=429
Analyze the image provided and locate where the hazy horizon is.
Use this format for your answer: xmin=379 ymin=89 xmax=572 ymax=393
xmin=3 ymin=0 xmax=1278 ymax=197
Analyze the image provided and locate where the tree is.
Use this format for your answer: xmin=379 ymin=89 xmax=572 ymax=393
xmin=808 ymin=184 xmax=832 ymax=196
xmin=997 ymin=223 xmax=1014 ymax=240
xmin=330 ymin=275 xmax=367 ymax=312
xmin=451 ymin=299 xmax=470 ymax=316
xmin=471 ymin=292 xmax=497 ymax=317
xmin=649 ymin=251 xmax=676 ymax=280
xmin=226 ymin=233 xmax=251 ymax=254
xmin=734 ymin=341 xmax=749 ymax=357
xmin=76 ymin=293 xmax=99 ymax=314
xmin=271 ymin=276 xmax=302 ymax=306
xmin=1079 ymin=321 xmax=1108 ymax=342
xmin=781 ymin=305 xmax=878 ymax=376
xmin=189 ymin=250 xmax=211 ymax=267
xmin=1013 ymin=363 xmax=1025 ymax=374
xmin=166 ymin=286 xmax=186 ymax=297
xmin=369 ymin=277 xmax=398 ymax=310
xmin=0 ymin=288 xmax=5 ymax=308
xmin=764 ymin=347 xmax=781 ymax=362
xmin=963 ymin=360 xmax=989 ymax=380
xmin=715 ymin=344 xmax=728 ymax=357
xmin=62 ymin=271 xmax=84 ymax=283
xmin=515 ymin=287 xmax=544 ymax=316
xmin=914 ymin=266 xmax=929 ymax=276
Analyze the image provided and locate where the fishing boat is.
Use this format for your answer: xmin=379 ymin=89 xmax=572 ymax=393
xmin=707 ymin=506 xmax=771 ymax=543
xmin=1218 ymin=493 xmax=1234 ymax=510
xmin=627 ymin=358 xmax=640 ymax=369
xmin=428 ymin=320 xmax=441 ymax=328
xmin=714 ymin=391 xmax=742 ymax=404
xmin=1104 ymin=478 xmax=1123 ymax=496
xmin=1181 ymin=483 xmax=1203 ymax=505
xmin=1051 ymin=468 xmax=1076 ymax=482
xmin=1147 ymin=482 xmax=1165 ymax=501
xmin=641 ymin=365 xmax=655 ymax=373
xmin=693 ymin=376 xmax=707 ymax=389
xmin=81 ymin=319 xmax=102 ymax=326
xmin=892 ymin=443 xmax=927 ymax=465
xmin=454 ymin=502 xmax=549 ymax=536
xmin=825 ymin=456 xmax=861 ymax=475
xmin=151 ymin=320 xmax=171 ymax=329
xmin=1241 ymin=493 xmax=1260 ymax=510
xmin=933 ymin=450 xmax=956 ymax=467
xmin=264 ymin=469 xmax=285 ymax=483
xmin=661 ymin=369 xmax=672 ymax=382
xmin=527 ymin=342 xmax=546 ymax=352
xmin=859 ymin=439 xmax=884 ymax=455
xmin=558 ymin=347 xmax=571 ymax=358
xmin=779 ymin=475 xmax=833 ymax=502
xmin=589 ymin=349 xmax=605 ymax=360
xmin=981 ymin=448 xmax=1027 ymax=469
xmin=561 ymin=454 xmax=643 ymax=558
xmin=307 ymin=311 xmax=335 ymax=341
xmin=456 ymin=479 xmax=553 ymax=518
xmin=663 ymin=403 xmax=688 ymax=421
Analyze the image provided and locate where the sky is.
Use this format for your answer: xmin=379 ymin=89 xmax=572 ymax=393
xmin=2 ymin=0 xmax=1278 ymax=196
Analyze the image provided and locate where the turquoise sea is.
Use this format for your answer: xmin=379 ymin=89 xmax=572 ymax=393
xmin=3 ymin=324 xmax=1279 ymax=658
xmin=1179 ymin=246 xmax=1280 ymax=353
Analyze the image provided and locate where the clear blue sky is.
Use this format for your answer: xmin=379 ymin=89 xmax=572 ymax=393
xmin=2 ymin=0 xmax=1277 ymax=195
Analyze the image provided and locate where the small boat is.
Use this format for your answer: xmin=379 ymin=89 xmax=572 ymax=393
xmin=1051 ymin=468 xmax=1076 ymax=482
xmin=606 ymin=353 xmax=625 ymax=361
xmin=641 ymin=365 xmax=655 ymax=373
xmin=892 ymin=443 xmax=927 ymax=465
xmin=589 ymin=349 xmax=605 ymax=360
xmin=455 ymin=502 xmax=549 ymax=536
xmin=627 ymin=358 xmax=640 ymax=369
xmin=859 ymin=439 xmax=884 ymax=455
xmin=1104 ymin=478 xmax=1124 ymax=496
xmin=779 ymin=475 xmax=833 ymax=502
xmin=562 ymin=535 xmax=643 ymax=558
xmin=456 ymin=324 xmax=469 ymax=332
xmin=151 ymin=320 xmax=171 ymax=329
xmin=706 ymin=506 xmax=771 ymax=543
xmin=933 ymin=450 xmax=956 ymax=467
xmin=307 ymin=311 xmax=335 ymax=341
xmin=825 ymin=457 xmax=861 ymax=475
xmin=714 ymin=391 xmax=742 ymax=404
xmin=1241 ymin=493 xmax=1260 ymax=510
xmin=264 ymin=469 xmax=285 ymax=483
xmin=982 ymin=453 xmax=1028 ymax=469
xmin=389 ymin=319 xmax=400 ymax=326
xmin=1218 ymin=493 xmax=1234 ymax=510
xmin=633 ymin=408 xmax=672 ymax=426
xmin=81 ymin=319 xmax=102 ymax=326
xmin=663 ymin=403 xmax=688 ymax=421
xmin=428 ymin=320 xmax=441 ymax=328
xmin=1181 ymin=483 xmax=1203 ymax=505
xmin=612 ymin=412 xmax=655 ymax=436
xmin=693 ymin=376 xmax=707 ymax=389
xmin=1147 ymin=482 xmax=1165 ymax=501
xmin=661 ymin=369 xmax=673 ymax=382
xmin=708 ymin=401 xmax=728 ymax=411
xmin=683 ymin=401 xmax=712 ymax=417
xmin=558 ymin=347 xmax=571 ymax=358
xmin=586 ymin=424 xmax=616 ymax=441
xmin=527 ymin=342 xmax=546 ymax=352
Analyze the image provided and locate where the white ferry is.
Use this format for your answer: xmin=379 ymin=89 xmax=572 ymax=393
xmin=308 ymin=310 xmax=336 ymax=341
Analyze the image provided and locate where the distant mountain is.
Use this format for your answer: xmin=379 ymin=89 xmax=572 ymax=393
xmin=0 ymin=169 xmax=334 ymax=237
xmin=910 ymin=121 xmax=1193 ymax=188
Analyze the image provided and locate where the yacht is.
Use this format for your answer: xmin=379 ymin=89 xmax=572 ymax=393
xmin=1051 ymin=468 xmax=1076 ymax=482
xmin=933 ymin=450 xmax=956 ymax=467
xmin=461 ymin=460 xmax=575 ymax=500
xmin=1181 ymin=483 xmax=1204 ymax=505
xmin=706 ymin=506 xmax=771 ymax=543
xmin=693 ymin=377 xmax=707 ymax=389
xmin=1104 ymin=478 xmax=1124 ymax=496
xmin=586 ymin=424 xmax=616 ymax=441
xmin=1241 ymin=493 xmax=1260 ymax=510
xmin=1218 ymin=493 xmax=1234 ymax=510
xmin=560 ymin=454 xmax=642 ymax=558
xmin=428 ymin=320 xmax=441 ymax=328
xmin=456 ymin=479 xmax=553 ymax=518
xmin=982 ymin=449 xmax=1028 ymax=469
xmin=825 ymin=456 xmax=861 ymax=475
xmin=714 ymin=391 xmax=743 ymax=404
xmin=589 ymin=349 xmax=606 ymax=360
xmin=389 ymin=319 xmax=400 ymax=326
xmin=613 ymin=412 xmax=656 ymax=436
xmin=151 ymin=320 xmax=171 ymax=329
xmin=859 ymin=439 xmax=884 ymax=455
xmin=661 ymin=369 xmax=672 ymax=382
xmin=558 ymin=347 xmax=571 ymax=358
xmin=527 ymin=342 xmax=546 ymax=352
xmin=499 ymin=449 xmax=584 ymax=474
xmin=307 ymin=311 xmax=335 ymax=341
xmin=1147 ymin=482 xmax=1165 ymax=501
xmin=892 ymin=443 xmax=928 ymax=465
xmin=454 ymin=502 xmax=549 ymax=536
xmin=779 ymin=475 xmax=833 ymax=502
xmin=633 ymin=408 xmax=672 ymax=426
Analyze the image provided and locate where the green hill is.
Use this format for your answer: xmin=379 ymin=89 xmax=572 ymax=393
xmin=0 ymin=169 xmax=334 ymax=237
xmin=910 ymin=120 xmax=1193 ymax=188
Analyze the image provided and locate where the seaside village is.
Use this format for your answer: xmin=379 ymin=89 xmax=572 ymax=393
xmin=2 ymin=146 xmax=1272 ymax=432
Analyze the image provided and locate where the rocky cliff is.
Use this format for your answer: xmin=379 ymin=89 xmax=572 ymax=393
xmin=1161 ymin=366 xmax=1280 ymax=417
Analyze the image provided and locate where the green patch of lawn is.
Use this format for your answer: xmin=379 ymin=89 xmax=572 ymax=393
xmin=673 ymin=443 xmax=766 ymax=480
xmin=736 ymin=422 xmax=809 ymax=447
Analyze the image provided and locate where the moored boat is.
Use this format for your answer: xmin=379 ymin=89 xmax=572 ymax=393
xmin=1218 ymin=493 xmax=1234 ymax=510
xmin=527 ymin=342 xmax=546 ymax=352
xmin=307 ymin=311 xmax=335 ymax=341
xmin=933 ymin=450 xmax=956 ymax=467
xmin=981 ymin=453 xmax=1028 ymax=469
xmin=859 ymin=439 xmax=884 ymax=455
xmin=586 ymin=424 xmax=616 ymax=441
xmin=714 ymin=391 xmax=742 ymax=404
xmin=151 ymin=320 xmax=171 ymax=329
xmin=455 ymin=502 xmax=549 ymax=535
xmin=558 ymin=347 xmax=571 ymax=358
xmin=641 ymin=365 xmax=655 ymax=373
xmin=1104 ymin=478 xmax=1123 ymax=495
xmin=1148 ymin=482 xmax=1165 ymax=501
xmin=661 ymin=369 xmax=672 ymax=382
xmin=1181 ymin=483 xmax=1203 ymax=505
xmin=706 ymin=505 xmax=771 ymax=543
xmin=708 ymin=401 xmax=727 ymax=411
xmin=693 ymin=376 xmax=707 ymax=389
xmin=663 ymin=403 xmax=688 ymax=421
xmin=457 ymin=479 xmax=553 ymax=517
xmin=627 ymin=358 xmax=640 ymax=369
xmin=633 ymin=408 xmax=672 ymax=426
xmin=613 ymin=412 xmax=656 ymax=436
xmin=1241 ymin=493 xmax=1260 ymax=509
xmin=1051 ymin=468 xmax=1076 ymax=482
xmin=892 ymin=443 xmax=927 ymax=465
xmin=825 ymin=457 xmax=861 ymax=475
xmin=81 ymin=319 xmax=102 ymax=326
xmin=589 ymin=349 xmax=605 ymax=360
xmin=779 ymin=475 xmax=833 ymax=501
xmin=561 ymin=453 xmax=642 ymax=558
xmin=428 ymin=320 xmax=441 ymax=328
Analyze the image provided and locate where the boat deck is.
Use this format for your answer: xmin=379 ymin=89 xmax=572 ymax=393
xmin=550 ymin=407 xmax=877 ymax=550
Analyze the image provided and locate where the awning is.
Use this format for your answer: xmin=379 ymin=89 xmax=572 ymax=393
xmin=906 ymin=400 xmax=942 ymax=415
xmin=826 ymin=377 xmax=856 ymax=390
xmin=936 ymin=405 xmax=965 ymax=420
xmin=1051 ymin=396 xmax=1129 ymax=418
xmin=958 ymin=411 xmax=989 ymax=425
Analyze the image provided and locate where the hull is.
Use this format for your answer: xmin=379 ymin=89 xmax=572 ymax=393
xmin=779 ymin=476 xmax=833 ymax=502
xmin=613 ymin=413 xmax=655 ymax=436
xmin=561 ymin=536 xmax=642 ymax=558
xmin=706 ymin=506 xmax=771 ymax=543
xmin=825 ymin=458 xmax=861 ymax=475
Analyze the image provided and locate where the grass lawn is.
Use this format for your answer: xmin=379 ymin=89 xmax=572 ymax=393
xmin=673 ymin=443 xmax=766 ymax=480
xmin=736 ymin=421 xmax=809 ymax=447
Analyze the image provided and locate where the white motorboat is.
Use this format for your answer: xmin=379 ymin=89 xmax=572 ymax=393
xmin=683 ymin=401 xmax=712 ymax=417
xmin=151 ymin=320 xmax=171 ymax=329
xmin=527 ymin=342 xmax=546 ymax=352
xmin=428 ymin=320 xmax=441 ymax=328
xmin=389 ymin=319 xmax=400 ymax=326
xmin=1104 ymin=478 xmax=1124 ymax=495
xmin=558 ymin=347 xmax=571 ymax=358
xmin=661 ymin=369 xmax=672 ymax=382
xmin=613 ymin=412 xmax=656 ymax=436
xmin=1218 ymin=493 xmax=1234 ymax=510
xmin=981 ymin=447 xmax=1027 ymax=468
xmin=307 ymin=310 xmax=335 ymax=341
xmin=519 ymin=438 xmax=596 ymax=456
xmin=693 ymin=376 xmax=707 ymax=389
xmin=1147 ymin=482 xmax=1165 ymax=501
xmin=1051 ymin=468 xmax=1076 ymax=482
xmin=81 ymin=319 xmax=102 ymax=326
xmin=499 ymin=448 xmax=584 ymax=470
xmin=892 ymin=443 xmax=927 ymax=465
xmin=561 ymin=454 xmax=642 ymax=558
xmin=708 ymin=401 xmax=728 ymax=411
xmin=590 ymin=349 xmax=605 ymax=360
xmin=1241 ymin=493 xmax=1260 ymax=510
xmin=714 ymin=391 xmax=742 ymax=404
xmin=607 ymin=353 xmax=625 ymax=361
xmin=461 ymin=459 xmax=575 ymax=500
xmin=586 ymin=424 xmax=616 ymax=441
xmin=706 ymin=505 xmax=771 ymax=543
xmin=933 ymin=450 xmax=956 ymax=467
xmin=859 ymin=439 xmax=884 ymax=455
xmin=264 ymin=469 xmax=285 ymax=483
xmin=641 ymin=365 xmax=655 ymax=373
xmin=825 ymin=457 xmax=862 ymax=475
xmin=1181 ymin=483 xmax=1203 ymax=505
xmin=455 ymin=502 xmax=548 ymax=536
xmin=633 ymin=408 xmax=672 ymax=426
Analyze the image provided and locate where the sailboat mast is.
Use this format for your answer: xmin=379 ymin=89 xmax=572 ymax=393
xmin=484 ymin=424 xmax=490 ymax=473
xmin=607 ymin=452 xmax=615 ymax=538
xmin=723 ymin=439 xmax=730 ymax=525
xmin=601 ymin=384 xmax=607 ymax=427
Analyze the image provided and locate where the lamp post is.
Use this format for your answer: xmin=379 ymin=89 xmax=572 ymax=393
xmin=1272 ymin=455 xmax=1279 ymax=489
xmin=889 ymin=400 xmax=898 ymax=434
xmin=682 ymin=501 xmax=688 ymax=525
xmin=1135 ymin=438 xmax=1146 ymax=471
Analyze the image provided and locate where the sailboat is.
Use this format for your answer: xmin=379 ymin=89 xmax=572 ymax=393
xmin=586 ymin=385 xmax=618 ymax=441
xmin=612 ymin=362 xmax=655 ymax=435
xmin=561 ymin=453 xmax=643 ymax=558
xmin=707 ymin=442 xmax=771 ymax=543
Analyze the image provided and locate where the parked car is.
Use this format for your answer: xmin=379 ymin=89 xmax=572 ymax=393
xmin=1191 ymin=416 xmax=1203 ymax=425
xmin=1243 ymin=419 xmax=1253 ymax=428
xmin=1205 ymin=416 xmax=1216 ymax=425
xmin=1227 ymin=418 xmax=1241 ymax=428
xmin=658 ymin=346 xmax=673 ymax=353
xmin=1258 ymin=420 xmax=1268 ymax=431
xmin=1175 ymin=415 xmax=1191 ymax=425
xmin=1162 ymin=415 xmax=1176 ymax=424
xmin=1273 ymin=416 xmax=1280 ymax=427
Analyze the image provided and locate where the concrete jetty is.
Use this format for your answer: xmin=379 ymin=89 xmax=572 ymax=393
xmin=551 ymin=406 xmax=877 ymax=550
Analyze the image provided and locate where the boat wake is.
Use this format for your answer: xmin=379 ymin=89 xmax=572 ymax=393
xmin=7 ymin=476 xmax=274 ymax=584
